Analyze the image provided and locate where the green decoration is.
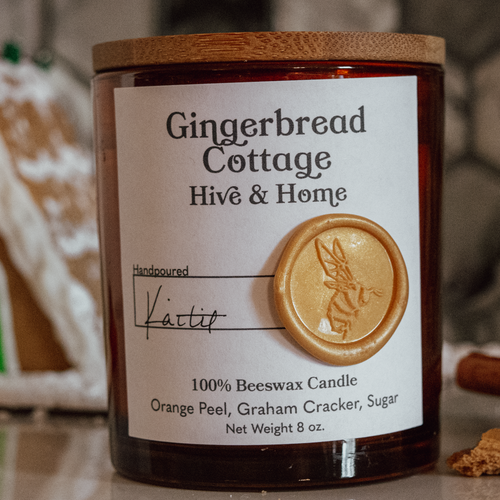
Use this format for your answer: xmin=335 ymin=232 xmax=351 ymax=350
xmin=33 ymin=49 xmax=53 ymax=70
xmin=2 ymin=42 xmax=21 ymax=64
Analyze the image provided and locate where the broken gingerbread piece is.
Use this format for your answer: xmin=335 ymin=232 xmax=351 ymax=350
xmin=447 ymin=428 xmax=500 ymax=477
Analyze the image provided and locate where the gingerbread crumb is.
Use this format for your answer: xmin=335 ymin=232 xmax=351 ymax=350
xmin=447 ymin=429 xmax=500 ymax=477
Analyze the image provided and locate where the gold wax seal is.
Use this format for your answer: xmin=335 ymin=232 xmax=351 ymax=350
xmin=274 ymin=214 xmax=409 ymax=366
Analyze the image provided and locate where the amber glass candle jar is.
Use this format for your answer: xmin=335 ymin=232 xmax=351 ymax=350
xmin=92 ymin=31 xmax=444 ymax=490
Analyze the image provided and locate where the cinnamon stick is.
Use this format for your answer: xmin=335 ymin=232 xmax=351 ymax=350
xmin=456 ymin=353 xmax=500 ymax=396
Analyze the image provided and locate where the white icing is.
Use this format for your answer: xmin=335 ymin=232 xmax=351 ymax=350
xmin=0 ymin=370 xmax=106 ymax=410
xmin=0 ymin=129 xmax=106 ymax=411
xmin=17 ymin=144 xmax=93 ymax=182
xmin=57 ymin=226 xmax=99 ymax=257
xmin=0 ymin=61 xmax=55 ymax=107
xmin=43 ymin=198 xmax=99 ymax=257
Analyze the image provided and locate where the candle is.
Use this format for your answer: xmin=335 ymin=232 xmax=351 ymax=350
xmin=93 ymin=31 xmax=445 ymax=490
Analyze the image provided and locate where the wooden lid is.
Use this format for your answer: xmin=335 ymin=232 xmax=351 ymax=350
xmin=93 ymin=31 xmax=445 ymax=72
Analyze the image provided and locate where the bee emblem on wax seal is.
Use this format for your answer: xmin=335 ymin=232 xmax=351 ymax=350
xmin=274 ymin=214 xmax=409 ymax=366
xmin=315 ymin=237 xmax=383 ymax=341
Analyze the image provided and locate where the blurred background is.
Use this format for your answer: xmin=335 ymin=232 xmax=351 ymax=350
xmin=2 ymin=0 xmax=500 ymax=349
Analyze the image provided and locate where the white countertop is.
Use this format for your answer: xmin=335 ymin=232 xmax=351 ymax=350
xmin=1 ymin=385 xmax=499 ymax=500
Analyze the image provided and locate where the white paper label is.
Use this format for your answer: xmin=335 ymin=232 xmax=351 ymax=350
xmin=114 ymin=76 xmax=422 ymax=446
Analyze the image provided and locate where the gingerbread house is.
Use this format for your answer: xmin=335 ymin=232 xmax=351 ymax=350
xmin=0 ymin=58 xmax=106 ymax=411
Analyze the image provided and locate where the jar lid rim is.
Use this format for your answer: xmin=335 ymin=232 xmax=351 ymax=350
xmin=93 ymin=31 xmax=445 ymax=72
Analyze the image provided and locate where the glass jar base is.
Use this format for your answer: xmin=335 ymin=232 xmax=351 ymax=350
xmin=110 ymin=418 xmax=439 ymax=491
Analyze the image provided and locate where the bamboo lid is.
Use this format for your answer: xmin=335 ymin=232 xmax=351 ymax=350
xmin=93 ymin=31 xmax=445 ymax=73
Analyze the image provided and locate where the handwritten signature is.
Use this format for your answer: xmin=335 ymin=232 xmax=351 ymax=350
xmin=144 ymin=285 xmax=226 ymax=338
